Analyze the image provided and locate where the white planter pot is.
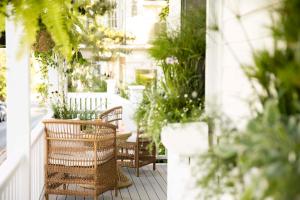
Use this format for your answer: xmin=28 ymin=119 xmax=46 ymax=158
xmin=161 ymin=122 xmax=209 ymax=156
xmin=161 ymin=122 xmax=209 ymax=200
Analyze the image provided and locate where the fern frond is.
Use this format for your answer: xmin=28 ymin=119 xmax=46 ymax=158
xmin=14 ymin=0 xmax=41 ymax=49
xmin=41 ymin=0 xmax=72 ymax=59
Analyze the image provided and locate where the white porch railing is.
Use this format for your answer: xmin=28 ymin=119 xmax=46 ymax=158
xmin=68 ymin=92 xmax=108 ymax=112
xmin=0 ymin=153 xmax=25 ymax=200
xmin=0 ymin=111 xmax=52 ymax=200
xmin=30 ymin=112 xmax=51 ymax=200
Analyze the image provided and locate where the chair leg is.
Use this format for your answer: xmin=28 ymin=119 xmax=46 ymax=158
xmin=152 ymin=144 xmax=156 ymax=171
xmin=63 ymin=184 xmax=66 ymax=190
xmin=45 ymin=193 xmax=49 ymax=200
xmin=136 ymin=168 xmax=139 ymax=177
xmin=135 ymin=145 xmax=139 ymax=177
xmin=94 ymin=196 xmax=98 ymax=200
xmin=115 ymin=187 xmax=118 ymax=197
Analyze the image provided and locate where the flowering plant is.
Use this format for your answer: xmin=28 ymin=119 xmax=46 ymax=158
xmin=134 ymin=8 xmax=206 ymax=144
xmin=50 ymin=91 xmax=74 ymax=119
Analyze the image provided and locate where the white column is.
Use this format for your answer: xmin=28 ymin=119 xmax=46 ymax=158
xmin=106 ymin=79 xmax=117 ymax=94
xmin=48 ymin=67 xmax=60 ymax=94
xmin=206 ymin=0 xmax=274 ymax=129
xmin=6 ymin=9 xmax=31 ymax=200
xmin=205 ymin=0 xmax=223 ymax=116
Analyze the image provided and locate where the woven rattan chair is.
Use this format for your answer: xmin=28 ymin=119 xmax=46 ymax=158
xmin=43 ymin=119 xmax=117 ymax=200
xmin=117 ymin=126 xmax=156 ymax=177
xmin=98 ymin=106 xmax=122 ymax=128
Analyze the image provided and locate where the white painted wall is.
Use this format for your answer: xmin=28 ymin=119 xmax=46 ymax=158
xmin=125 ymin=0 xmax=165 ymax=44
xmin=206 ymin=0 xmax=277 ymax=129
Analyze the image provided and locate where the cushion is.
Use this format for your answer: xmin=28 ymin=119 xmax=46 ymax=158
xmin=126 ymin=133 xmax=137 ymax=142
xmin=48 ymin=149 xmax=114 ymax=167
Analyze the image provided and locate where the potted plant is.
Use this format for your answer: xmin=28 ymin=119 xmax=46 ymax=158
xmin=134 ymin=7 xmax=206 ymax=200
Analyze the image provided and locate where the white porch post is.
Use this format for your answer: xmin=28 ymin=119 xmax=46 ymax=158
xmin=205 ymin=0 xmax=223 ymax=116
xmin=6 ymin=10 xmax=31 ymax=200
xmin=48 ymin=67 xmax=60 ymax=94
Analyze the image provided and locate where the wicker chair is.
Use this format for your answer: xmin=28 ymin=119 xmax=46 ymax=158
xmin=117 ymin=126 xmax=156 ymax=177
xmin=43 ymin=119 xmax=117 ymax=200
xmin=98 ymin=106 xmax=122 ymax=128
xmin=98 ymin=106 xmax=156 ymax=177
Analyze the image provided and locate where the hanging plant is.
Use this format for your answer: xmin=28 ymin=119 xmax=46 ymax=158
xmin=33 ymin=29 xmax=55 ymax=53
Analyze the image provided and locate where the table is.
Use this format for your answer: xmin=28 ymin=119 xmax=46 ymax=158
xmin=116 ymin=131 xmax=132 ymax=188
xmin=80 ymin=130 xmax=133 ymax=189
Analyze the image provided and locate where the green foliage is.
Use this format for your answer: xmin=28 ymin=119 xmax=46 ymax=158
xmin=198 ymin=102 xmax=300 ymax=199
xmin=198 ymin=0 xmax=300 ymax=199
xmin=51 ymin=92 xmax=75 ymax=119
xmin=89 ymin=77 xmax=107 ymax=92
xmin=0 ymin=0 xmax=7 ymax=32
xmin=135 ymin=7 xmax=206 ymax=144
xmin=243 ymin=0 xmax=300 ymax=117
xmin=149 ymin=8 xmax=206 ymax=103
xmin=0 ymin=0 xmax=73 ymax=59
xmin=135 ymin=84 xmax=203 ymax=144
xmin=1 ymin=0 xmax=131 ymax=101
xmin=0 ymin=0 xmax=120 ymax=60
xmin=67 ymin=55 xmax=107 ymax=93
xmin=119 ymin=87 xmax=129 ymax=100
xmin=50 ymin=91 xmax=97 ymax=120
xmin=35 ymin=83 xmax=48 ymax=104
xmin=135 ymin=69 xmax=156 ymax=86
xmin=159 ymin=0 xmax=169 ymax=22
xmin=0 ymin=51 xmax=6 ymax=101
xmin=0 ymin=66 xmax=6 ymax=101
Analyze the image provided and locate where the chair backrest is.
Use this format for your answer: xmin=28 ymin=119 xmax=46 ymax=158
xmin=43 ymin=119 xmax=116 ymax=168
xmin=98 ymin=106 xmax=122 ymax=128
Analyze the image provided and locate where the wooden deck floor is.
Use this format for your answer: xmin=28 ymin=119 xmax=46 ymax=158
xmin=50 ymin=164 xmax=167 ymax=200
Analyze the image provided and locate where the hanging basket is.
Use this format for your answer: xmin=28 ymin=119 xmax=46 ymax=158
xmin=33 ymin=30 xmax=55 ymax=52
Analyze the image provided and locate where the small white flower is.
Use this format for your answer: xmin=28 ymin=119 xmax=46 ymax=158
xmin=183 ymin=107 xmax=189 ymax=112
xmin=288 ymin=151 xmax=296 ymax=163
xmin=165 ymin=56 xmax=179 ymax=65
xmin=192 ymin=91 xmax=198 ymax=98
xmin=184 ymin=94 xmax=188 ymax=98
